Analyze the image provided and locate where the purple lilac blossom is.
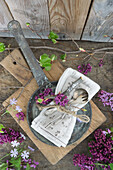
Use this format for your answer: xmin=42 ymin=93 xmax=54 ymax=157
xmin=22 ymin=159 xmax=39 ymax=169
xmin=35 ymin=88 xmax=54 ymax=105
xmin=73 ymin=129 xmax=113 ymax=170
xmin=54 ymin=93 xmax=69 ymax=106
xmin=78 ymin=63 xmax=92 ymax=75
xmin=73 ymin=153 xmax=95 ymax=170
xmin=35 ymin=89 xmax=69 ymax=107
xmin=16 ymin=112 xmax=25 ymax=121
xmin=98 ymin=59 xmax=104 ymax=67
xmin=98 ymin=90 xmax=113 ymax=111
xmin=0 ymin=128 xmax=24 ymax=144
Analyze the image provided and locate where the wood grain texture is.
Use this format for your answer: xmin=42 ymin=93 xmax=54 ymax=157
xmin=48 ymin=0 xmax=91 ymax=39
xmin=1 ymin=49 xmax=106 ymax=165
xmin=5 ymin=0 xmax=50 ymax=38
xmin=82 ymin=0 xmax=113 ymax=42
xmin=0 ymin=0 xmax=13 ymax=30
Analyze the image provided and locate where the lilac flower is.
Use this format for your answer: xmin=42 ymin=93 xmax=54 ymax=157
xmin=10 ymin=148 xmax=18 ymax=158
xmin=33 ymin=160 xmax=39 ymax=165
xmin=73 ymin=154 xmax=95 ymax=169
xmin=98 ymin=59 xmax=104 ymax=67
xmin=98 ymin=90 xmax=113 ymax=111
xmin=21 ymin=150 xmax=29 ymax=159
xmin=73 ymin=128 xmax=113 ymax=169
xmin=10 ymin=98 xmax=17 ymax=105
xmin=78 ymin=63 xmax=92 ymax=75
xmin=54 ymin=93 xmax=69 ymax=107
xmin=20 ymin=132 xmax=26 ymax=140
xmin=16 ymin=112 xmax=25 ymax=121
xmin=30 ymin=164 xmax=36 ymax=168
xmin=11 ymin=140 xmax=20 ymax=147
xmin=0 ymin=128 xmax=24 ymax=144
xmin=28 ymin=146 xmax=35 ymax=151
xmin=15 ymin=106 xmax=22 ymax=112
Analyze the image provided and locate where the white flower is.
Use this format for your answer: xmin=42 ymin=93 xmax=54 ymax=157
xmin=21 ymin=150 xmax=29 ymax=159
xmin=10 ymin=98 xmax=17 ymax=105
xmin=11 ymin=140 xmax=20 ymax=147
xmin=20 ymin=132 xmax=26 ymax=140
xmin=10 ymin=148 xmax=18 ymax=158
xmin=16 ymin=106 xmax=22 ymax=112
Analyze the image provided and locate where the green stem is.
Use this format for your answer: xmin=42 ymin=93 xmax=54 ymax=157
xmin=1 ymin=111 xmax=8 ymax=116
xmin=94 ymin=163 xmax=108 ymax=167
xmin=0 ymin=153 xmax=10 ymax=161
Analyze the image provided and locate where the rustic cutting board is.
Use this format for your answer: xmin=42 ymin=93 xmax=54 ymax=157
xmin=0 ymin=49 xmax=106 ymax=165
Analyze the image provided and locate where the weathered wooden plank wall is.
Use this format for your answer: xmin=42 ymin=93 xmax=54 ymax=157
xmin=48 ymin=0 xmax=91 ymax=39
xmin=0 ymin=0 xmax=13 ymax=30
xmin=5 ymin=0 xmax=50 ymax=38
xmin=82 ymin=0 xmax=113 ymax=42
xmin=0 ymin=0 xmax=112 ymax=42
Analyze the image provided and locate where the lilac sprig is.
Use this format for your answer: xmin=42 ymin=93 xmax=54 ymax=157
xmin=98 ymin=90 xmax=113 ymax=111
xmin=54 ymin=93 xmax=69 ymax=106
xmin=73 ymin=128 xmax=113 ymax=170
xmin=22 ymin=159 xmax=39 ymax=169
xmin=73 ymin=154 xmax=95 ymax=170
xmin=78 ymin=63 xmax=92 ymax=75
xmin=35 ymin=88 xmax=54 ymax=105
xmin=35 ymin=88 xmax=69 ymax=107
xmin=88 ymin=129 xmax=113 ymax=169
xmin=0 ymin=128 xmax=24 ymax=144
xmin=16 ymin=112 xmax=25 ymax=121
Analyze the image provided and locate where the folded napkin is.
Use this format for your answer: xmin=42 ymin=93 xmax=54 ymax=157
xmin=31 ymin=108 xmax=76 ymax=147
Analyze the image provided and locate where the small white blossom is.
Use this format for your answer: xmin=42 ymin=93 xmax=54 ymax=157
xmin=20 ymin=132 xmax=26 ymax=140
xmin=10 ymin=98 xmax=17 ymax=105
xmin=21 ymin=150 xmax=29 ymax=159
xmin=16 ymin=106 xmax=22 ymax=112
xmin=10 ymin=148 xmax=18 ymax=158
xmin=11 ymin=140 xmax=20 ymax=147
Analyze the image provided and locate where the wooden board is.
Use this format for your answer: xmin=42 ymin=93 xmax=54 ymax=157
xmin=0 ymin=0 xmax=13 ymax=30
xmin=5 ymin=0 xmax=50 ymax=38
xmin=48 ymin=0 xmax=91 ymax=39
xmin=82 ymin=0 xmax=113 ymax=42
xmin=0 ymin=49 xmax=106 ymax=165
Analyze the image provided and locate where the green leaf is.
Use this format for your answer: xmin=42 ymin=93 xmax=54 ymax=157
xmin=0 ymin=163 xmax=8 ymax=170
xmin=0 ymin=43 xmax=5 ymax=52
xmin=110 ymin=127 xmax=113 ymax=132
xmin=26 ymin=163 xmax=31 ymax=170
xmin=37 ymin=98 xmax=43 ymax=103
xmin=0 ymin=124 xmax=5 ymax=133
xmin=51 ymin=39 xmax=57 ymax=44
xmin=5 ymin=110 xmax=10 ymax=114
xmin=26 ymin=22 xmax=30 ymax=27
xmin=82 ymin=109 xmax=87 ymax=112
xmin=10 ymin=157 xmax=21 ymax=169
xmin=45 ymin=65 xmax=51 ymax=71
xmin=0 ymin=124 xmax=5 ymax=130
xmin=60 ymin=54 xmax=66 ymax=62
xmin=40 ymin=53 xmax=49 ymax=61
xmin=111 ymin=137 xmax=113 ymax=140
xmin=48 ymin=31 xmax=59 ymax=40
xmin=50 ymin=54 xmax=57 ymax=61
xmin=109 ymin=163 xmax=113 ymax=170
